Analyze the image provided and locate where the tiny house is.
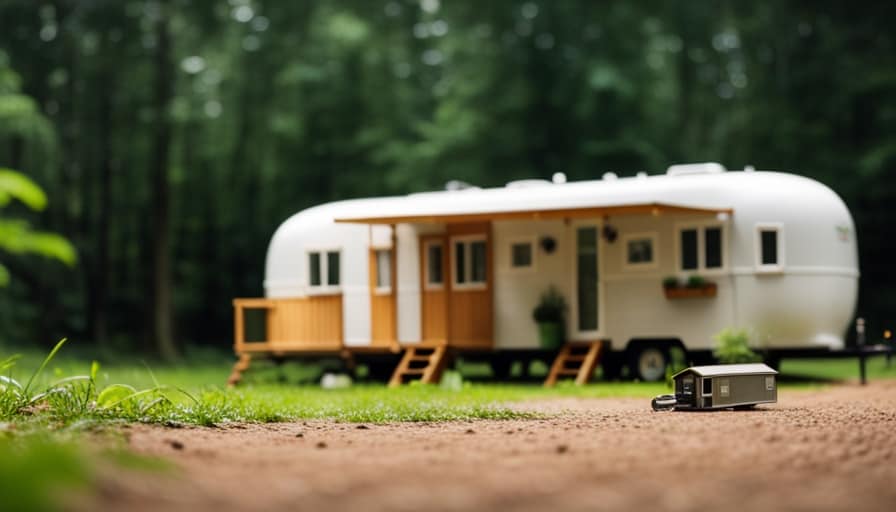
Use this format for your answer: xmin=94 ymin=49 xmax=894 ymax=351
xmin=672 ymin=363 xmax=778 ymax=409
xmin=228 ymin=163 xmax=859 ymax=385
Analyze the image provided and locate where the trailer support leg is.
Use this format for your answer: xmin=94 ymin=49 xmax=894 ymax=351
xmin=227 ymin=353 xmax=252 ymax=387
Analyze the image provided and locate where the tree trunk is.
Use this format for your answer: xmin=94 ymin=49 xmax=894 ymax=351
xmin=150 ymin=2 xmax=177 ymax=361
xmin=90 ymin=44 xmax=113 ymax=347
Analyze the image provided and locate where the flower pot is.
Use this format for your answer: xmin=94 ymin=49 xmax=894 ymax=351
xmin=538 ymin=322 xmax=564 ymax=349
xmin=663 ymin=283 xmax=717 ymax=299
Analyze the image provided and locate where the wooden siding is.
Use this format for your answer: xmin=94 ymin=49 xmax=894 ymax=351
xmin=233 ymin=296 xmax=343 ymax=353
xmin=369 ymin=248 xmax=396 ymax=346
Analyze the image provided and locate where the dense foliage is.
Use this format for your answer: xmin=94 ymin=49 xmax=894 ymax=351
xmin=0 ymin=0 xmax=893 ymax=355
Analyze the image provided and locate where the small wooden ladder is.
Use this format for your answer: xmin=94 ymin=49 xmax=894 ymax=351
xmin=388 ymin=344 xmax=448 ymax=387
xmin=544 ymin=341 xmax=604 ymax=387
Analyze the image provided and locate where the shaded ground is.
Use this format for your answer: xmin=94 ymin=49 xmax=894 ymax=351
xmin=89 ymin=381 xmax=896 ymax=512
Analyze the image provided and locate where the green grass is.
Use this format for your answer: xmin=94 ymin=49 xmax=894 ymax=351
xmin=0 ymin=433 xmax=93 ymax=512
xmin=0 ymin=340 xmax=673 ymax=427
xmin=3 ymin=340 xmax=895 ymax=428
xmin=781 ymin=355 xmax=896 ymax=381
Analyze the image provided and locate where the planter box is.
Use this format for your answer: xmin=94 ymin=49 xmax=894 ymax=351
xmin=663 ymin=283 xmax=717 ymax=299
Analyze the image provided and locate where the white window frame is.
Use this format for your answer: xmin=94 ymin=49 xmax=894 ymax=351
xmin=423 ymin=239 xmax=445 ymax=291
xmin=754 ymin=222 xmax=785 ymax=273
xmin=306 ymin=248 xmax=341 ymax=294
xmin=621 ymin=232 xmax=658 ymax=270
xmin=506 ymin=236 xmax=536 ymax=273
xmin=373 ymin=247 xmax=393 ymax=295
xmin=450 ymin=234 xmax=488 ymax=291
xmin=674 ymin=221 xmax=728 ymax=275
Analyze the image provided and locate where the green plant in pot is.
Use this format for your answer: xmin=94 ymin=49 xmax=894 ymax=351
xmin=532 ymin=286 xmax=567 ymax=349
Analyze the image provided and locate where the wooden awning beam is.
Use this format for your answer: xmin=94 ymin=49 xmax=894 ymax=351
xmin=335 ymin=202 xmax=733 ymax=225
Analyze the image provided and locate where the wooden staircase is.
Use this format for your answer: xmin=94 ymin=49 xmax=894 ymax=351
xmin=389 ymin=344 xmax=449 ymax=387
xmin=544 ymin=341 xmax=604 ymax=387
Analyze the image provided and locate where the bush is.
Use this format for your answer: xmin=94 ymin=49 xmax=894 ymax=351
xmin=532 ymin=286 xmax=567 ymax=323
xmin=662 ymin=276 xmax=679 ymax=289
xmin=713 ymin=328 xmax=761 ymax=364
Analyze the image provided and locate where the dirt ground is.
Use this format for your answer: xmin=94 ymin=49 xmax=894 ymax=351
xmin=86 ymin=381 xmax=896 ymax=512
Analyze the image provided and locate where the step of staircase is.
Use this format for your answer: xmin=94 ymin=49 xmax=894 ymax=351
xmin=544 ymin=341 xmax=604 ymax=387
xmin=389 ymin=344 xmax=448 ymax=387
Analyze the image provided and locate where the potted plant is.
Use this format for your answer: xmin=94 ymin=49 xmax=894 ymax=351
xmin=662 ymin=276 xmax=680 ymax=290
xmin=663 ymin=275 xmax=717 ymax=299
xmin=532 ymin=286 xmax=567 ymax=349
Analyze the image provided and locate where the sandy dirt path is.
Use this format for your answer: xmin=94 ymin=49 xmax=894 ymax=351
xmin=88 ymin=381 xmax=896 ymax=512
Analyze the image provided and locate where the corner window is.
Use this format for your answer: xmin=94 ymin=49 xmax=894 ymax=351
xmin=308 ymin=250 xmax=340 ymax=289
xmin=424 ymin=241 xmax=444 ymax=289
xmin=623 ymin=233 xmax=657 ymax=269
xmin=452 ymin=236 xmax=488 ymax=289
xmin=755 ymin=224 xmax=784 ymax=272
xmin=509 ymin=240 xmax=534 ymax=270
xmin=374 ymin=249 xmax=392 ymax=291
xmin=678 ymin=225 xmax=725 ymax=272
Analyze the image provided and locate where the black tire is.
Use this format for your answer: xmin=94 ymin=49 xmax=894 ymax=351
xmin=628 ymin=344 xmax=669 ymax=382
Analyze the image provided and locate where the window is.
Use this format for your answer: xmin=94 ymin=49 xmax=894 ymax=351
xmin=623 ymin=233 xmax=657 ymax=269
xmin=755 ymin=224 xmax=784 ymax=272
xmin=452 ymin=236 xmax=488 ymax=288
xmin=681 ymin=229 xmax=698 ymax=270
xmin=308 ymin=250 xmax=340 ymax=289
xmin=309 ymin=252 xmax=322 ymax=286
xmin=509 ymin=240 xmax=534 ymax=270
xmin=425 ymin=241 xmax=444 ymax=289
xmin=678 ymin=225 xmax=725 ymax=272
xmin=375 ymin=249 xmax=391 ymax=291
xmin=705 ymin=227 xmax=722 ymax=269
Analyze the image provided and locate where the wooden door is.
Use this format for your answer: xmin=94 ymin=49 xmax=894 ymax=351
xmin=419 ymin=235 xmax=447 ymax=343
xmin=369 ymin=248 xmax=396 ymax=345
xmin=446 ymin=223 xmax=492 ymax=348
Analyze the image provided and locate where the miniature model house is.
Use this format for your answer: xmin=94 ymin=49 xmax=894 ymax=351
xmin=672 ymin=363 xmax=778 ymax=409
xmin=229 ymin=163 xmax=859 ymax=385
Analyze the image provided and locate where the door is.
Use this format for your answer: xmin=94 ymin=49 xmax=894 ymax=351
xmin=420 ymin=235 xmax=447 ymax=343
xmin=446 ymin=223 xmax=492 ymax=348
xmin=419 ymin=224 xmax=493 ymax=348
xmin=369 ymin=248 xmax=396 ymax=345
xmin=571 ymin=223 xmax=603 ymax=340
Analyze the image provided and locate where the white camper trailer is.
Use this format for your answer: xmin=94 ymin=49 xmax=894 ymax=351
xmin=229 ymin=163 xmax=859 ymax=385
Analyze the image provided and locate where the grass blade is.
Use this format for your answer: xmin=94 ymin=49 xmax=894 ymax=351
xmin=23 ymin=338 xmax=68 ymax=396
xmin=0 ymin=374 xmax=23 ymax=391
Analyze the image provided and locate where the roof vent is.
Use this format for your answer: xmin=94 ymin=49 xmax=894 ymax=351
xmin=445 ymin=180 xmax=479 ymax=191
xmin=505 ymin=179 xmax=552 ymax=189
xmin=666 ymin=162 xmax=726 ymax=176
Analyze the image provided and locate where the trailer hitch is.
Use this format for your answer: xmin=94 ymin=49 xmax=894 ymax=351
xmin=651 ymin=394 xmax=677 ymax=411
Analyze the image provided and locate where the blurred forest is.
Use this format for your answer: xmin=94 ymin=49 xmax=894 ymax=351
xmin=0 ymin=0 xmax=893 ymax=358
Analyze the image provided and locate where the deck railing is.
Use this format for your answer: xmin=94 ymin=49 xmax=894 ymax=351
xmin=232 ymin=295 xmax=343 ymax=354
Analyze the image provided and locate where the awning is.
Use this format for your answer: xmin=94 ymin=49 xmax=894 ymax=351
xmin=335 ymin=202 xmax=732 ymax=225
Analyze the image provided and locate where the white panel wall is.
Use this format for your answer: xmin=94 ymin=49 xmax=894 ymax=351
xmin=493 ymin=220 xmax=572 ymax=349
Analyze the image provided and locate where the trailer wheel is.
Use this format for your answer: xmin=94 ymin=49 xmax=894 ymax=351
xmin=629 ymin=345 xmax=669 ymax=382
